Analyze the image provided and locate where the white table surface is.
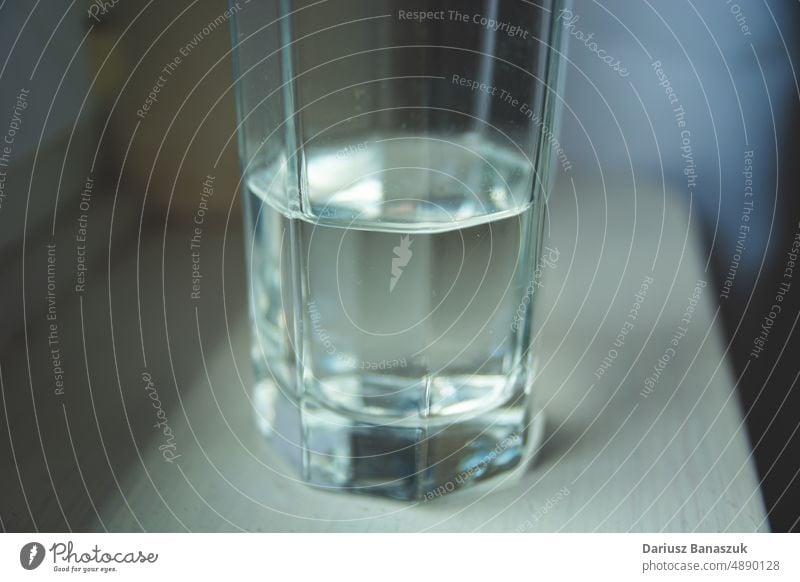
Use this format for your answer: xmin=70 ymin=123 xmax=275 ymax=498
xmin=91 ymin=177 xmax=767 ymax=532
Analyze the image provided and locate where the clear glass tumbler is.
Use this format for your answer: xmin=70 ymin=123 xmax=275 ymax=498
xmin=229 ymin=0 xmax=565 ymax=500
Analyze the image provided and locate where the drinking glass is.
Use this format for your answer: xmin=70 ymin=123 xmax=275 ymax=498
xmin=229 ymin=0 xmax=565 ymax=500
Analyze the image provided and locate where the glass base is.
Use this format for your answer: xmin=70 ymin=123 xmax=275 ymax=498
xmin=253 ymin=378 xmax=544 ymax=501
